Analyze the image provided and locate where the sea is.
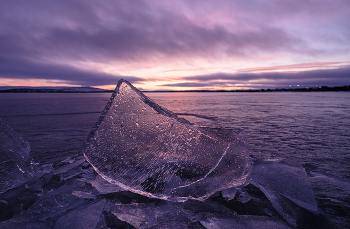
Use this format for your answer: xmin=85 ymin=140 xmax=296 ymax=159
xmin=0 ymin=91 xmax=349 ymax=227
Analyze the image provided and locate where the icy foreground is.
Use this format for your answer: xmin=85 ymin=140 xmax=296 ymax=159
xmin=83 ymin=79 xmax=250 ymax=201
xmin=1 ymin=153 xmax=321 ymax=229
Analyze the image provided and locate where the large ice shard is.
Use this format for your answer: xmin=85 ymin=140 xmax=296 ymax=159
xmin=251 ymin=161 xmax=317 ymax=226
xmin=83 ymin=79 xmax=250 ymax=201
xmin=0 ymin=118 xmax=35 ymax=194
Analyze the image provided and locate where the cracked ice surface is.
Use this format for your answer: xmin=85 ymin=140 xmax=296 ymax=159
xmin=83 ymin=79 xmax=250 ymax=201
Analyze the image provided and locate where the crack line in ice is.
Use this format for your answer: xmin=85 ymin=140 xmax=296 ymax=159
xmin=17 ymin=164 xmax=25 ymax=173
xmin=172 ymin=144 xmax=230 ymax=190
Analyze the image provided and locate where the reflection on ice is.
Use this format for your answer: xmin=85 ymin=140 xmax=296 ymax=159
xmin=83 ymin=79 xmax=250 ymax=201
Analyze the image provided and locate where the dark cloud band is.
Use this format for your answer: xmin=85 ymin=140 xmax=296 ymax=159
xmin=0 ymin=57 xmax=143 ymax=86
xmin=162 ymin=66 xmax=350 ymax=88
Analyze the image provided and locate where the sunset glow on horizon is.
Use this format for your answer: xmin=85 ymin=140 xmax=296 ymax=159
xmin=1 ymin=0 xmax=349 ymax=91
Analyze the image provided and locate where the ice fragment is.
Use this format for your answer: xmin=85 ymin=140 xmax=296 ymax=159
xmin=53 ymin=158 xmax=85 ymax=175
xmin=221 ymin=187 xmax=237 ymax=201
xmin=251 ymin=161 xmax=317 ymax=225
xmin=54 ymin=199 xmax=106 ymax=229
xmin=237 ymin=190 xmax=252 ymax=203
xmin=91 ymin=175 xmax=124 ymax=194
xmin=200 ymin=215 xmax=291 ymax=229
xmin=71 ymin=190 xmax=96 ymax=199
xmin=111 ymin=203 xmax=157 ymax=228
xmin=0 ymin=118 xmax=35 ymax=194
xmin=83 ymin=79 xmax=250 ymax=201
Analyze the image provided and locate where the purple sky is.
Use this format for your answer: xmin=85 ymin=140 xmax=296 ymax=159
xmin=0 ymin=0 xmax=349 ymax=90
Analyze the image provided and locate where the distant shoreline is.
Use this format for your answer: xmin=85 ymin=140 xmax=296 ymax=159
xmin=0 ymin=85 xmax=349 ymax=93
xmin=0 ymin=89 xmax=114 ymax=93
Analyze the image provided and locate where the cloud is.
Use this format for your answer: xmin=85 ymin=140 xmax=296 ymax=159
xmin=0 ymin=0 xmax=301 ymax=63
xmin=162 ymin=66 xmax=350 ymax=88
xmin=0 ymin=57 xmax=143 ymax=86
xmin=237 ymin=62 xmax=350 ymax=73
xmin=0 ymin=0 xmax=349 ymax=88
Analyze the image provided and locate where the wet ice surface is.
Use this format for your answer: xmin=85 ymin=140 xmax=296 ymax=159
xmin=83 ymin=80 xmax=250 ymax=201
xmin=0 ymin=80 xmax=337 ymax=228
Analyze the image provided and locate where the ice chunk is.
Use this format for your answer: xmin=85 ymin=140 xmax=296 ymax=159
xmin=153 ymin=203 xmax=199 ymax=228
xmin=91 ymin=175 xmax=124 ymax=194
xmin=200 ymin=215 xmax=291 ymax=229
xmin=53 ymin=157 xmax=86 ymax=182
xmin=83 ymin=79 xmax=250 ymax=201
xmin=0 ymin=218 xmax=53 ymax=229
xmin=111 ymin=203 xmax=157 ymax=228
xmin=25 ymin=185 xmax=86 ymax=221
xmin=77 ymin=167 xmax=96 ymax=183
xmin=54 ymin=199 xmax=106 ymax=229
xmin=109 ymin=201 xmax=200 ymax=229
xmin=251 ymin=161 xmax=317 ymax=225
xmin=54 ymin=158 xmax=85 ymax=175
xmin=237 ymin=190 xmax=252 ymax=203
xmin=221 ymin=187 xmax=238 ymax=201
xmin=0 ymin=118 xmax=35 ymax=194
xmin=72 ymin=190 xmax=96 ymax=199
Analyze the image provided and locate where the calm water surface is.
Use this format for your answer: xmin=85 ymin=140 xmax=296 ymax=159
xmin=0 ymin=92 xmax=350 ymax=226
